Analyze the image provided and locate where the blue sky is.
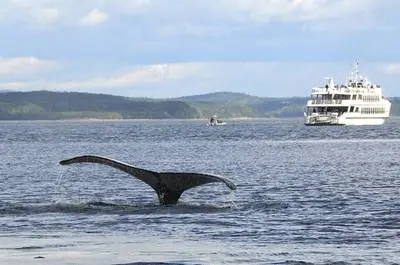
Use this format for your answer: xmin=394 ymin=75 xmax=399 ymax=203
xmin=0 ymin=0 xmax=399 ymax=98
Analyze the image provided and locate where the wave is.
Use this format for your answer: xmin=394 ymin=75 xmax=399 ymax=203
xmin=114 ymin=263 xmax=188 ymax=265
xmin=0 ymin=200 xmax=232 ymax=216
xmin=273 ymin=261 xmax=357 ymax=265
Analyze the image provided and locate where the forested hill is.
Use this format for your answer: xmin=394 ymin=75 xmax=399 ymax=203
xmin=0 ymin=91 xmax=200 ymax=120
xmin=0 ymin=90 xmax=398 ymax=120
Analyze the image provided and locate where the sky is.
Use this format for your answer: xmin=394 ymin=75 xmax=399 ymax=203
xmin=0 ymin=0 xmax=399 ymax=98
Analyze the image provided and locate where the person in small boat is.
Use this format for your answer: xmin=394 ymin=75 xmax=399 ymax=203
xmin=209 ymin=116 xmax=215 ymax=125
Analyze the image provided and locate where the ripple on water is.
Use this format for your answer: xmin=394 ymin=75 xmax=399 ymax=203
xmin=1 ymin=118 xmax=400 ymax=265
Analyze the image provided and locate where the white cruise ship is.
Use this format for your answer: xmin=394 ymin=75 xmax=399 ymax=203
xmin=304 ymin=63 xmax=391 ymax=126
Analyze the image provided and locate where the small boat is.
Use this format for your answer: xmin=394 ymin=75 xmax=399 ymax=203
xmin=207 ymin=114 xmax=226 ymax=126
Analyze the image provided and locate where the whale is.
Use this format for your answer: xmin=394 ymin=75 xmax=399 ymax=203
xmin=59 ymin=155 xmax=236 ymax=205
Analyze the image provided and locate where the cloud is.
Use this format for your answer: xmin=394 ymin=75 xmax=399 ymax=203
xmin=0 ymin=62 xmax=204 ymax=92
xmin=0 ymin=0 xmax=380 ymax=28
xmin=82 ymin=63 xmax=203 ymax=88
xmin=209 ymin=0 xmax=382 ymax=35
xmin=158 ymin=24 xmax=232 ymax=38
xmin=80 ymin=9 xmax=108 ymax=26
xmin=382 ymin=63 xmax=400 ymax=75
xmin=110 ymin=0 xmax=151 ymax=13
xmin=30 ymin=8 xmax=60 ymax=25
xmin=0 ymin=61 xmax=398 ymax=98
xmin=0 ymin=1 xmax=111 ymax=26
xmin=0 ymin=57 xmax=57 ymax=76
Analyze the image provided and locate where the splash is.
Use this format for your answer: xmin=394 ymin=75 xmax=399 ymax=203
xmin=228 ymin=189 xmax=238 ymax=209
xmin=53 ymin=165 xmax=65 ymax=203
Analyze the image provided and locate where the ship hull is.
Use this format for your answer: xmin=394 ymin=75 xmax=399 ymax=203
xmin=305 ymin=116 xmax=388 ymax=126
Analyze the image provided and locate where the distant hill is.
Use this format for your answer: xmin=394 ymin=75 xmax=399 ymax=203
xmin=172 ymin=92 xmax=308 ymax=118
xmin=0 ymin=90 xmax=398 ymax=120
xmin=175 ymin=92 xmax=261 ymax=103
xmin=0 ymin=91 xmax=200 ymax=120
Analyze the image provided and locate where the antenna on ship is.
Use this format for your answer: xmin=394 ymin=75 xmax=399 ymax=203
xmin=350 ymin=60 xmax=361 ymax=81
xmin=355 ymin=61 xmax=360 ymax=80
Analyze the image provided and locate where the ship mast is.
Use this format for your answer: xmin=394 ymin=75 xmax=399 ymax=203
xmin=352 ymin=61 xmax=360 ymax=81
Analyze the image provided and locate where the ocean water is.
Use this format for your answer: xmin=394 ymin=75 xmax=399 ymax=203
xmin=0 ymin=118 xmax=399 ymax=265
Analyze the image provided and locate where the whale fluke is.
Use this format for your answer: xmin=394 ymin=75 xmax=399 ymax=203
xmin=59 ymin=155 xmax=236 ymax=205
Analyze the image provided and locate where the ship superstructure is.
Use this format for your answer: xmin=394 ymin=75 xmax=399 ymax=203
xmin=304 ymin=63 xmax=391 ymax=126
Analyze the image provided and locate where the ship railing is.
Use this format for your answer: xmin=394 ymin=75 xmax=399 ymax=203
xmin=310 ymin=99 xmax=342 ymax=105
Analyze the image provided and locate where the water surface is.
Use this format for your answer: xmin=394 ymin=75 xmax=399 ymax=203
xmin=0 ymin=118 xmax=399 ymax=264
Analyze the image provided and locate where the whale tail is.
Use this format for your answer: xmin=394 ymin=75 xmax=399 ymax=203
xmin=59 ymin=155 xmax=236 ymax=205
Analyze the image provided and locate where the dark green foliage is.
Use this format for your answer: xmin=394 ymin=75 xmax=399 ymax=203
xmin=251 ymin=97 xmax=306 ymax=117
xmin=0 ymin=91 xmax=200 ymax=120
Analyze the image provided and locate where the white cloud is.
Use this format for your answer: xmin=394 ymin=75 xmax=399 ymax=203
xmin=83 ymin=63 xmax=203 ymax=88
xmin=0 ymin=61 xmax=398 ymax=98
xmin=158 ymin=24 xmax=232 ymax=38
xmin=0 ymin=0 xmax=393 ymax=38
xmin=223 ymin=0 xmax=375 ymax=22
xmin=0 ymin=62 xmax=204 ymax=92
xmin=382 ymin=63 xmax=400 ymax=75
xmin=30 ymin=8 xmax=60 ymax=24
xmin=0 ymin=1 xmax=111 ymax=26
xmin=0 ymin=57 xmax=57 ymax=76
xmin=109 ymin=0 xmax=151 ymax=12
xmin=0 ymin=0 xmax=380 ymax=26
xmin=80 ymin=8 xmax=108 ymax=26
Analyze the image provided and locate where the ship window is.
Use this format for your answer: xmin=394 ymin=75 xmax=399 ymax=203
xmin=358 ymin=94 xmax=362 ymax=100
xmin=355 ymin=107 xmax=359 ymax=112
xmin=352 ymin=95 xmax=356 ymax=100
